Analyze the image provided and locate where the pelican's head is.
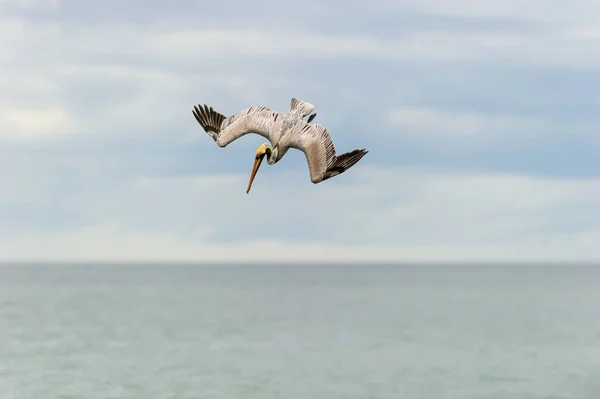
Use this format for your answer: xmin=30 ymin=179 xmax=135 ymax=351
xmin=246 ymin=143 xmax=272 ymax=194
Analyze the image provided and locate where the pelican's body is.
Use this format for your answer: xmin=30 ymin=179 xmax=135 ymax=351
xmin=192 ymin=98 xmax=368 ymax=193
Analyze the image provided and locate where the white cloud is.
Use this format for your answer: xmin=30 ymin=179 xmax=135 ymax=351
xmin=6 ymin=15 xmax=600 ymax=69
xmin=336 ymin=167 xmax=600 ymax=246
xmin=1 ymin=2 xmax=599 ymax=265
xmin=3 ymin=223 xmax=600 ymax=264
xmin=0 ymin=18 xmax=60 ymax=65
xmin=102 ymin=27 xmax=600 ymax=67
xmin=53 ymin=62 xmax=286 ymax=114
xmin=572 ymin=28 xmax=600 ymax=40
xmin=387 ymin=107 xmax=545 ymax=136
xmin=0 ymin=107 xmax=71 ymax=139
xmin=2 ymin=167 xmax=599 ymax=262
xmin=2 ymin=5 xmax=600 ymax=140
xmin=367 ymin=0 xmax=600 ymax=24
xmin=0 ymin=0 xmax=58 ymax=8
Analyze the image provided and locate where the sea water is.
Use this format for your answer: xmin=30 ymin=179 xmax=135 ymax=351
xmin=1 ymin=263 xmax=599 ymax=399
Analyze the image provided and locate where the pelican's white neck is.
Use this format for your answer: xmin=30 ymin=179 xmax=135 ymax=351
xmin=265 ymin=144 xmax=277 ymax=165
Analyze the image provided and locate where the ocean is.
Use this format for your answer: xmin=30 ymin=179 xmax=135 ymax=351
xmin=1 ymin=263 xmax=599 ymax=399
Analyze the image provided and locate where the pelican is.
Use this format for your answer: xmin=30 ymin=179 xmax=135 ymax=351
xmin=192 ymin=97 xmax=368 ymax=193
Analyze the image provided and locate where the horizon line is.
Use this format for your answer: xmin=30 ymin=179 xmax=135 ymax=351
xmin=1 ymin=260 xmax=599 ymax=267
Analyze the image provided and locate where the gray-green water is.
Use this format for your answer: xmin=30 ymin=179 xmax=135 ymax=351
xmin=1 ymin=264 xmax=599 ymax=398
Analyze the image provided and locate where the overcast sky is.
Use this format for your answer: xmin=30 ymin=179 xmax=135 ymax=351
xmin=1 ymin=0 xmax=599 ymax=263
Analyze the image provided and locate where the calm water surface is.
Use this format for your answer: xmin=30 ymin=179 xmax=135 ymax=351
xmin=1 ymin=263 xmax=599 ymax=399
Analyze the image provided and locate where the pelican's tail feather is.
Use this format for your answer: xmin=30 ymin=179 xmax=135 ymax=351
xmin=192 ymin=104 xmax=226 ymax=134
xmin=322 ymin=149 xmax=368 ymax=181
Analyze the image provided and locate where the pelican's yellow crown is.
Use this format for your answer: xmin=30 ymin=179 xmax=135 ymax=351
xmin=255 ymin=144 xmax=269 ymax=156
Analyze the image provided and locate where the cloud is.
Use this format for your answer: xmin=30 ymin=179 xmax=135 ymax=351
xmin=387 ymin=107 xmax=545 ymax=136
xmin=366 ymin=0 xmax=600 ymax=24
xmin=6 ymin=12 xmax=600 ymax=71
xmin=67 ymin=26 xmax=600 ymax=68
xmin=0 ymin=0 xmax=58 ymax=9
xmin=2 ymin=10 xmax=599 ymax=142
xmin=2 ymin=167 xmax=599 ymax=262
xmin=4 ymin=223 xmax=600 ymax=263
xmin=0 ymin=107 xmax=71 ymax=139
xmin=1 ymin=0 xmax=599 ymax=263
xmin=573 ymin=28 xmax=600 ymax=39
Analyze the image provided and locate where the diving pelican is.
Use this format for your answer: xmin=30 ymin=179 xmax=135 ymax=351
xmin=192 ymin=97 xmax=368 ymax=193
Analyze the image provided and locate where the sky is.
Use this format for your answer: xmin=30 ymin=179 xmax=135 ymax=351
xmin=1 ymin=0 xmax=599 ymax=263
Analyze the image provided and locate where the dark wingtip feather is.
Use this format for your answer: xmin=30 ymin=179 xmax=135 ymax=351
xmin=192 ymin=103 xmax=225 ymax=134
xmin=321 ymin=147 xmax=368 ymax=181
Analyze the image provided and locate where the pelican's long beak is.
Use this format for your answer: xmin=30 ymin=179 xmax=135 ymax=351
xmin=246 ymin=153 xmax=265 ymax=194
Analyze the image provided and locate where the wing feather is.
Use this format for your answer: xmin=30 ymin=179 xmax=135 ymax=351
xmin=282 ymin=122 xmax=368 ymax=183
xmin=193 ymin=104 xmax=283 ymax=147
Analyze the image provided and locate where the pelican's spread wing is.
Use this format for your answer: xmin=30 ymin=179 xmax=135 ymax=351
xmin=192 ymin=104 xmax=283 ymax=147
xmin=282 ymin=122 xmax=368 ymax=183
